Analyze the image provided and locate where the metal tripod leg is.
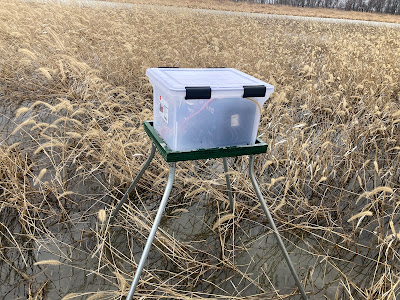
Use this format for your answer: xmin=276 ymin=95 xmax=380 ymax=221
xmin=222 ymin=157 xmax=234 ymax=214
xmin=108 ymin=144 xmax=156 ymax=225
xmin=126 ymin=162 xmax=176 ymax=300
xmin=248 ymin=155 xmax=308 ymax=300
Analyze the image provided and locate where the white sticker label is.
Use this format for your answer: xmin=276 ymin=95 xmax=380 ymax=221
xmin=231 ymin=114 xmax=239 ymax=127
xmin=159 ymin=96 xmax=168 ymax=124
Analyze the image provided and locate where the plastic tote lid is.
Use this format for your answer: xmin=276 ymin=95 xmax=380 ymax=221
xmin=146 ymin=68 xmax=274 ymax=99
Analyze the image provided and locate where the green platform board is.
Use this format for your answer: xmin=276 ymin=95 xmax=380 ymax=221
xmin=144 ymin=121 xmax=268 ymax=162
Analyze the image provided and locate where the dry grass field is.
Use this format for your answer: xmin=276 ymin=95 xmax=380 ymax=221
xmin=103 ymin=0 xmax=400 ymax=23
xmin=0 ymin=0 xmax=400 ymax=299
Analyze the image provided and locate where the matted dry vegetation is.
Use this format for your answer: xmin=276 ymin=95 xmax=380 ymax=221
xmin=0 ymin=0 xmax=400 ymax=299
xmin=102 ymin=0 xmax=400 ymax=24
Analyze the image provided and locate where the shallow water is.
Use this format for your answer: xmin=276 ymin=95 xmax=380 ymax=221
xmin=0 ymin=183 xmax=374 ymax=299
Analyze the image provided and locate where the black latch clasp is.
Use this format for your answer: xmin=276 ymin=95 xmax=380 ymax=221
xmin=243 ymin=85 xmax=266 ymax=98
xmin=185 ymin=87 xmax=212 ymax=100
